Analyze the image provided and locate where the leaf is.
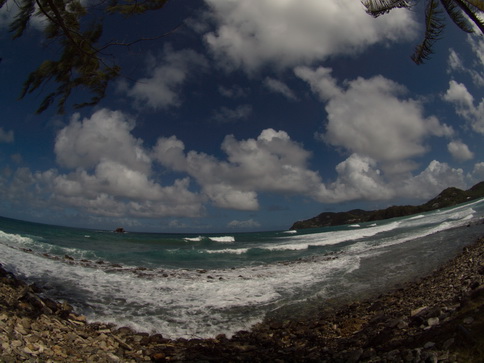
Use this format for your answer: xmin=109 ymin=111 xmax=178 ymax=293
xmin=454 ymin=0 xmax=484 ymax=34
xmin=362 ymin=0 xmax=411 ymax=17
xmin=107 ymin=0 xmax=169 ymax=15
xmin=9 ymin=0 xmax=170 ymax=113
xmin=440 ymin=0 xmax=474 ymax=33
xmin=462 ymin=0 xmax=484 ymax=11
xmin=9 ymin=0 xmax=36 ymax=39
xmin=411 ymin=0 xmax=446 ymax=64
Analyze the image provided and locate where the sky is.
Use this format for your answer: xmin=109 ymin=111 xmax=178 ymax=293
xmin=0 ymin=0 xmax=483 ymax=233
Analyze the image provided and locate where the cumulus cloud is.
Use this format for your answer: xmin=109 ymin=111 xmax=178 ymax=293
xmin=153 ymin=128 xmax=325 ymax=210
xmin=264 ymin=78 xmax=298 ymax=100
xmin=446 ymin=35 xmax=484 ymax=87
xmin=471 ymin=162 xmax=484 ymax=181
xmin=466 ymin=34 xmax=484 ymax=86
xmin=126 ymin=46 xmax=207 ymax=110
xmin=297 ymin=67 xmax=453 ymax=171
xmin=447 ymin=140 xmax=474 ymax=161
xmin=398 ymin=161 xmax=467 ymax=199
xmin=447 ymin=49 xmax=464 ymax=73
xmin=312 ymin=154 xmax=393 ymax=203
xmin=0 ymin=127 xmax=13 ymax=143
xmin=55 ymin=109 xmax=150 ymax=173
xmin=313 ymin=157 xmax=468 ymax=203
xmin=203 ymin=0 xmax=417 ymax=71
xmin=38 ymin=109 xmax=204 ymax=218
xmin=443 ymin=80 xmax=484 ymax=134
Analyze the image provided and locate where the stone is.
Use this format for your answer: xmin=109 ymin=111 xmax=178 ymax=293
xmin=411 ymin=306 xmax=428 ymax=317
xmin=427 ymin=317 xmax=439 ymax=327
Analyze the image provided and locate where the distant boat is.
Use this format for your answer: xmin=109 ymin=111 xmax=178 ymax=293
xmin=114 ymin=227 xmax=126 ymax=233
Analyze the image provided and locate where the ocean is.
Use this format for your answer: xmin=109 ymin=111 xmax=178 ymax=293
xmin=1 ymin=199 xmax=484 ymax=339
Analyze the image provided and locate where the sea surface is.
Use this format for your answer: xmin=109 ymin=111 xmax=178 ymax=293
xmin=1 ymin=199 xmax=484 ymax=339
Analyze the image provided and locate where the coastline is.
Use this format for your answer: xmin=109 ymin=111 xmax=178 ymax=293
xmin=1 ymin=237 xmax=483 ymax=362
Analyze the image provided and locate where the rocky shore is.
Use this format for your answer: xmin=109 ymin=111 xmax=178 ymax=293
xmin=1 ymin=237 xmax=484 ymax=362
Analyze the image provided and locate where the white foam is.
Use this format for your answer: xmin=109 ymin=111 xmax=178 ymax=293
xmin=0 ymin=239 xmax=359 ymax=339
xmin=262 ymin=221 xmax=400 ymax=252
xmin=209 ymin=236 xmax=235 ymax=243
xmin=184 ymin=236 xmax=203 ymax=242
xmin=205 ymin=248 xmax=249 ymax=255
xmin=0 ymin=230 xmax=35 ymax=248
xmin=283 ymin=230 xmax=297 ymax=234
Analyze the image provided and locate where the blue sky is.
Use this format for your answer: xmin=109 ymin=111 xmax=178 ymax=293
xmin=0 ymin=0 xmax=483 ymax=232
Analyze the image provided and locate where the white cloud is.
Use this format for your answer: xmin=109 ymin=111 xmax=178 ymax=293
xmin=313 ymin=157 xmax=468 ymax=203
xmin=153 ymin=128 xmax=325 ymax=210
xmin=127 ymin=46 xmax=207 ymax=110
xmin=203 ymin=0 xmax=417 ymax=71
xmin=447 ymin=48 xmax=464 ymax=73
xmin=446 ymin=36 xmax=484 ymax=87
xmin=204 ymin=184 xmax=259 ymax=210
xmin=397 ymin=160 xmax=467 ymax=199
xmin=227 ymin=218 xmax=261 ymax=229
xmin=0 ymin=0 xmax=47 ymax=31
xmin=55 ymin=109 xmax=151 ymax=174
xmin=466 ymin=34 xmax=484 ymax=86
xmin=297 ymin=67 xmax=453 ymax=170
xmin=447 ymin=140 xmax=474 ymax=161
xmin=471 ymin=162 xmax=484 ymax=181
xmin=443 ymin=80 xmax=474 ymax=108
xmin=40 ymin=109 xmax=205 ymax=218
xmin=264 ymin=78 xmax=298 ymax=100
xmin=312 ymin=154 xmax=393 ymax=203
xmin=294 ymin=66 xmax=341 ymax=101
xmin=0 ymin=2 xmax=13 ymax=29
xmin=443 ymin=80 xmax=484 ymax=134
xmin=0 ymin=127 xmax=13 ymax=143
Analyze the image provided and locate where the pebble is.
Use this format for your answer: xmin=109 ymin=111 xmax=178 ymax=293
xmin=1 ymin=236 xmax=484 ymax=362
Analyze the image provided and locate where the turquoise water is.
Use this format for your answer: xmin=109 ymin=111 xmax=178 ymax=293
xmin=1 ymin=199 xmax=484 ymax=338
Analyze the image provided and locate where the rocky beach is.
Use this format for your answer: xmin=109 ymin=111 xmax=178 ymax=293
xmin=1 ymin=236 xmax=484 ymax=362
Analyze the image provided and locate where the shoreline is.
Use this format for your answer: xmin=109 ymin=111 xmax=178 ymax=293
xmin=1 ymin=237 xmax=483 ymax=362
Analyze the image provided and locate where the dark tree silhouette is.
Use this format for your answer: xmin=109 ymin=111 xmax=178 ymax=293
xmin=363 ymin=0 xmax=484 ymax=64
xmin=1 ymin=0 xmax=172 ymax=113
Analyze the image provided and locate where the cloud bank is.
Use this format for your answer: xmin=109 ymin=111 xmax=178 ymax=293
xmin=203 ymin=0 xmax=417 ymax=71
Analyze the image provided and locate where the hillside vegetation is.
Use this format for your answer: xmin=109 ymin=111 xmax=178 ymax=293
xmin=290 ymin=182 xmax=484 ymax=230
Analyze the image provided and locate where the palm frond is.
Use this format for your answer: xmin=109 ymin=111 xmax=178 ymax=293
xmin=462 ymin=0 xmax=484 ymax=11
xmin=454 ymin=0 xmax=484 ymax=33
xmin=362 ymin=0 xmax=411 ymax=17
xmin=440 ymin=0 xmax=475 ymax=33
xmin=411 ymin=0 xmax=446 ymax=64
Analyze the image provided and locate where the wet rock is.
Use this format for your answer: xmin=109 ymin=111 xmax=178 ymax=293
xmin=1 ymin=237 xmax=484 ymax=362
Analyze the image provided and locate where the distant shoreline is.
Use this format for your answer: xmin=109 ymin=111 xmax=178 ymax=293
xmin=291 ymin=182 xmax=484 ymax=230
xmin=1 ymin=233 xmax=483 ymax=361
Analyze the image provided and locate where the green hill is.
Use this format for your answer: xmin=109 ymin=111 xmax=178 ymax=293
xmin=290 ymin=181 xmax=484 ymax=230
